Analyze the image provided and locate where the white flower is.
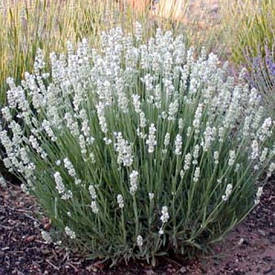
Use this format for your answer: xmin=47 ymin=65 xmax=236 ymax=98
xmin=132 ymin=94 xmax=142 ymax=113
xmin=252 ymin=106 xmax=264 ymax=130
xmin=79 ymin=134 xmax=87 ymax=156
xmin=54 ymin=172 xmax=65 ymax=194
xmin=136 ymin=235 xmax=143 ymax=247
xmin=251 ymin=140 xmax=259 ymax=160
xmin=103 ymin=137 xmax=112 ymax=145
xmin=21 ymin=184 xmax=29 ymax=194
xmin=64 ymin=113 xmax=79 ymax=137
xmin=139 ymin=112 xmax=147 ymax=128
xmin=146 ymin=124 xmax=157 ymax=154
xmin=20 ymin=148 xmax=29 ymax=165
xmin=54 ymin=172 xmax=72 ymax=200
xmin=75 ymin=178 xmax=81 ymax=185
xmin=222 ymin=184 xmax=233 ymax=201
xmin=254 ymin=186 xmax=263 ymax=205
xmin=202 ymin=126 xmax=215 ymax=152
xmin=184 ymin=153 xmax=192 ymax=171
xmin=65 ymin=226 xmax=76 ymax=239
xmin=29 ymin=135 xmax=47 ymax=159
xmin=260 ymin=148 xmax=268 ymax=163
xmin=2 ymin=107 xmax=12 ymax=122
xmin=228 ymin=150 xmax=236 ymax=166
xmin=41 ymin=230 xmax=52 ymax=244
xmin=42 ymin=120 xmax=57 ymax=142
xmin=168 ymin=100 xmax=179 ymax=121
xmin=257 ymin=117 xmax=272 ymax=141
xmin=129 ymin=170 xmax=139 ymax=195
xmin=193 ymin=167 xmax=200 ymax=183
xmin=142 ymin=74 xmax=155 ymax=92
xmin=117 ymin=194 xmax=124 ymax=209
xmin=116 ymin=78 xmax=129 ymax=113
xmin=114 ymin=132 xmax=133 ymax=167
xmin=0 ymin=176 xmax=7 ymax=188
xmin=267 ymin=162 xmax=275 ymax=178
xmin=164 ymin=133 xmax=170 ymax=147
xmin=64 ymin=158 xmax=76 ymax=178
xmin=193 ymin=103 xmax=203 ymax=134
xmin=160 ymin=206 xmax=169 ymax=223
xmin=214 ymin=151 xmax=219 ymax=165
xmin=61 ymin=190 xmax=72 ymax=200
xmin=89 ymin=185 xmax=97 ymax=199
xmin=243 ymin=115 xmax=253 ymax=137
xmin=137 ymin=127 xmax=147 ymax=139
xmin=148 ymin=193 xmax=154 ymax=201
xmin=91 ymin=201 xmax=99 ymax=214
xmin=192 ymin=145 xmax=200 ymax=165
xmin=96 ymin=102 xmax=108 ymax=134
xmin=79 ymin=109 xmax=91 ymax=137
xmin=161 ymin=111 xmax=167 ymax=120
xmin=174 ymin=134 xmax=182 ymax=156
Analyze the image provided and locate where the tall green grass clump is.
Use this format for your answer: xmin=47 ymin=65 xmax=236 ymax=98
xmin=210 ymin=0 xmax=274 ymax=62
xmin=230 ymin=0 xmax=274 ymax=64
xmin=0 ymin=25 xmax=274 ymax=264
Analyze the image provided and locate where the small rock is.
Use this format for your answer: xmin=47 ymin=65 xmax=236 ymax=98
xmin=179 ymin=266 xmax=187 ymax=273
xmin=44 ymin=222 xmax=51 ymax=230
xmin=145 ymin=270 xmax=156 ymax=275
xmin=25 ymin=235 xmax=35 ymax=242
xmin=41 ymin=249 xmax=51 ymax=255
xmin=238 ymin=238 xmax=244 ymax=245
xmin=258 ymin=229 xmax=266 ymax=237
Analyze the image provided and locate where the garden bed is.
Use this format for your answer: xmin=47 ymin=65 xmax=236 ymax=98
xmin=1 ymin=178 xmax=274 ymax=274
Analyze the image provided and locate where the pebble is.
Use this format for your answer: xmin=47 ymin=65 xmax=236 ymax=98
xmin=179 ymin=266 xmax=187 ymax=273
xmin=258 ymin=229 xmax=266 ymax=237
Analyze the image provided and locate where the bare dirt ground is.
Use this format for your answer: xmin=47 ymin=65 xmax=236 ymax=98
xmin=0 ymin=177 xmax=274 ymax=274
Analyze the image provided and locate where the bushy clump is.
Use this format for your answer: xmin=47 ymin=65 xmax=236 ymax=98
xmin=0 ymin=24 xmax=274 ymax=264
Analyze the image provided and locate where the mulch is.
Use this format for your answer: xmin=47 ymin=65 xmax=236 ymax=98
xmin=0 ymin=178 xmax=274 ymax=274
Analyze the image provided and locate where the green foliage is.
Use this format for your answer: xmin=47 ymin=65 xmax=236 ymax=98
xmin=221 ymin=0 xmax=275 ymax=64
xmin=231 ymin=0 xmax=274 ymax=64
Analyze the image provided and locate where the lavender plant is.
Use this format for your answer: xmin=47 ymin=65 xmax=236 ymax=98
xmin=0 ymin=24 xmax=274 ymax=264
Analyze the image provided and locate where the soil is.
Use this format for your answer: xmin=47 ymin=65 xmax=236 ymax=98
xmin=0 ymin=178 xmax=274 ymax=274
